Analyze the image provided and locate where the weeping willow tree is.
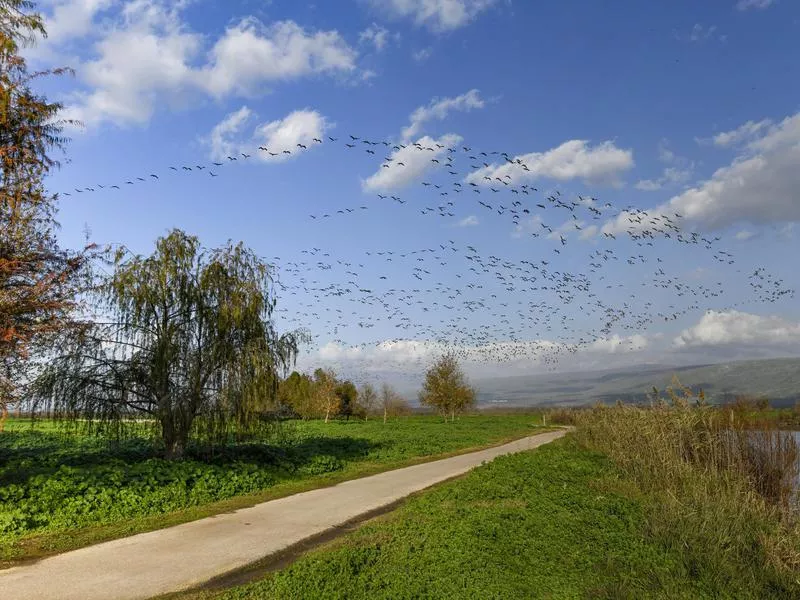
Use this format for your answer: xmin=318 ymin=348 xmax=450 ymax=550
xmin=32 ymin=229 xmax=306 ymax=458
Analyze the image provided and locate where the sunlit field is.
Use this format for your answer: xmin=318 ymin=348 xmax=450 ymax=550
xmin=0 ymin=413 xmax=546 ymax=564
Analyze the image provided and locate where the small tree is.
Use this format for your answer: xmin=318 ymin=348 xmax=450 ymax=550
xmin=32 ymin=230 xmax=304 ymax=458
xmin=335 ymin=379 xmax=358 ymax=420
xmin=278 ymin=371 xmax=315 ymax=418
xmin=419 ymin=354 xmax=476 ymax=422
xmin=379 ymin=382 xmax=409 ymax=423
xmin=313 ymin=367 xmax=340 ymax=423
xmin=358 ymin=382 xmax=377 ymax=420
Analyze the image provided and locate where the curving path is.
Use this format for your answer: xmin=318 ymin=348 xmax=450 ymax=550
xmin=1 ymin=428 xmax=569 ymax=600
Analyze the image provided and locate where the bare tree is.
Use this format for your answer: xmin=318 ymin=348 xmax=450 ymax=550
xmin=358 ymin=382 xmax=377 ymax=420
xmin=380 ymin=383 xmax=410 ymax=423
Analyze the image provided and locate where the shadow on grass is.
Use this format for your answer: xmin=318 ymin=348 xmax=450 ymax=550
xmin=0 ymin=429 xmax=382 ymax=485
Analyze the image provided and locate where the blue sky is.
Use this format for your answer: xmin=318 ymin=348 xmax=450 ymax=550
xmin=25 ymin=0 xmax=800 ymax=384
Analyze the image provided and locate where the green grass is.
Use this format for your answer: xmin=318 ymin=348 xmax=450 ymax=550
xmin=173 ymin=436 xmax=776 ymax=600
xmin=0 ymin=414 xmax=546 ymax=565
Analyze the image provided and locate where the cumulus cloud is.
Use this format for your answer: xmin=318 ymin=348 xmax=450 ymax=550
xmin=41 ymin=0 xmax=117 ymax=46
xmin=674 ymin=310 xmax=800 ymax=350
xmin=457 ymin=215 xmax=479 ymax=227
xmin=736 ymin=0 xmax=776 ymax=10
xmin=465 ymin=140 xmax=634 ymax=187
xmin=62 ymin=0 xmax=202 ymax=126
xmin=206 ymin=106 xmax=329 ymax=163
xmin=361 ymin=133 xmax=462 ymax=193
xmin=401 ymin=89 xmax=485 ymax=141
xmin=47 ymin=2 xmax=359 ymax=128
xmin=606 ymin=112 xmax=800 ymax=233
xmin=200 ymin=18 xmax=357 ymax=98
xmin=371 ymin=0 xmax=498 ymax=32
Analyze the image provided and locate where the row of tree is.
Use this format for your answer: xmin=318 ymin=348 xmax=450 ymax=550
xmin=278 ymin=369 xmax=411 ymax=423
xmin=277 ymin=354 xmax=477 ymax=424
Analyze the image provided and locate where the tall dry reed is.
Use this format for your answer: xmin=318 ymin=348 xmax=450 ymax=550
xmin=565 ymin=381 xmax=800 ymax=594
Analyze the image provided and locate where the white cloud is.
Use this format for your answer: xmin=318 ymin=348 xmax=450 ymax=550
xmin=589 ymin=334 xmax=648 ymax=353
xmin=200 ymin=18 xmax=358 ymax=98
xmin=735 ymin=230 xmax=757 ymax=241
xmin=63 ymin=0 xmax=202 ymax=126
xmin=361 ymin=133 xmax=462 ymax=193
xmin=512 ymin=214 xmax=543 ymax=239
xmin=208 ymin=105 xmax=254 ymax=161
xmin=635 ymin=167 xmax=693 ymax=191
xmin=457 ymin=215 xmax=479 ymax=227
xmin=42 ymin=0 xmax=117 ymax=45
xmin=712 ymin=119 xmax=771 ymax=147
xmin=412 ymin=47 xmax=432 ymax=62
xmin=635 ymin=139 xmax=694 ymax=191
xmin=736 ymin=0 xmax=776 ymax=11
xmin=687 ymin=23 xmax=721 ymax=42
xmin=51 ymin=2 xmax=359 ymax=128
xmin=642 ymin=113 xmax=800 ymax=229
xmin=674 ymin=310 xmax=800 ymax=349
xmin=466 ymin=140 xmax=634 ymax=187
xmin=205 ymin=106 xmax=329 ymax=163
xmin=401 ymin=89 xmax=485 ymax=141
xmin=359 ymin=23 xmax=390 ymax=51
xmin=607 ymin=112 xmax=800 ymax=233
xmin=315 ymin=334 xmax=650 ymax=370
xmin=371 ymin=0 xmax=498 ymax=32
xmin=634 ymin=179 xmax=662 ymax=191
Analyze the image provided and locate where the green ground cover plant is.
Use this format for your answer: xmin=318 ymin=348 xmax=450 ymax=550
xmin=175 ymin=436 xmax=786 ymax=600
xmin=0 ymin=414 xmax=544 ymax=564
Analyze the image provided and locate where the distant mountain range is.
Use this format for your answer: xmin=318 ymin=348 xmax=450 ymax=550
xmin=474 ymin=357 xmax=800 ymax=408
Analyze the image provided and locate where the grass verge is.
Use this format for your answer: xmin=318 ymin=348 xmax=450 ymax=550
xmin=0 ymin=415 xmax=548 ymax=566
xmin=166 ymin=422 xmax=800 ymax=600
xmin=164 ymin=436 xmax=761 ymax=600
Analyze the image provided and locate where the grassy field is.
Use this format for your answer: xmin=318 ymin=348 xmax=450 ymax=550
xmin=0 ymin=414 xmax=546 ymax=565
xmin=168 ymin=434 xmax=799 ymax=600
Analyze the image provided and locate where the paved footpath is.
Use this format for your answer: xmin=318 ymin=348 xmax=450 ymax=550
xmin=1 ymin=428 xmax=568 ymax=600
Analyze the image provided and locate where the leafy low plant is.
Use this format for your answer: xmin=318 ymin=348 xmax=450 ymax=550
xmin=0 ymin=414 xmax=544 ymax=559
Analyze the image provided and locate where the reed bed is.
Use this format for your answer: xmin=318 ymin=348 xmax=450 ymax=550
xmin=549 ymin=383 xmax=800 ymax=596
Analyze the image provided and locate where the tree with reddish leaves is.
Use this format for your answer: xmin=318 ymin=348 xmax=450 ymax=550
xmin=0 ymin=0 xmax=95 ymax=429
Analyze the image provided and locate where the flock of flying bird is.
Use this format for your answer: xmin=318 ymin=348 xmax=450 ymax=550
xmin=60 ymin=134 xmax=795 ymax=384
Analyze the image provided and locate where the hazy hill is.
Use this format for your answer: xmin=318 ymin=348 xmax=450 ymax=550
xmin=475 ymin=357 xmax=800 ymax=408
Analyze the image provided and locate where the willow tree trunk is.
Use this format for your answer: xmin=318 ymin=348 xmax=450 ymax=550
xmin=162 ymin=412 xmax=190 ymax=460
xmin=383 ymin=406 xmax=387 ymax=424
